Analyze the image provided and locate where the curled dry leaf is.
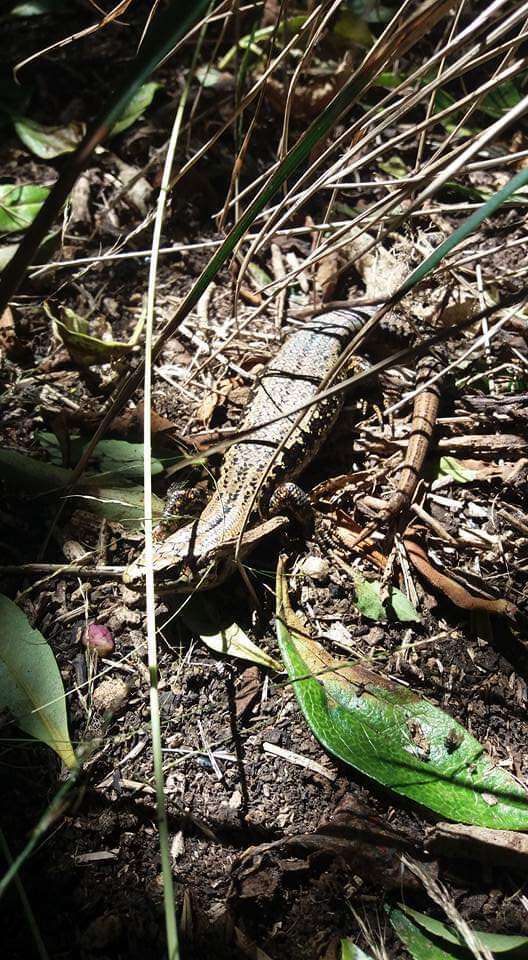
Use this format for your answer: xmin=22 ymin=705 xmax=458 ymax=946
xmin=404 ymin=539 xmax=517 ymax=618
xmin=265 ymin=54 xmax=355 ymax=119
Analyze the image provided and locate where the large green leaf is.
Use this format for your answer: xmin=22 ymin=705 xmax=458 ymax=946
xmin=0 ymin=184 xmax=50 ymax=234
xmin=0 ymin=594 xmax=75 ymax=767
xmin=68 ymin=485 xmax=163 ymax=525
xmin=37 ymin=432 xmax=166 ymax=482
xmin=0 ymin=448 xmax=163 ymax=523
xmin=388 ymin=906 xmax=528 ymax=960
xmin=275 ymin=561 xmax=528 ymax=829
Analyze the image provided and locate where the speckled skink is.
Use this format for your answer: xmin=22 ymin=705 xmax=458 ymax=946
xmin=124 ymin=307 xmax=374 ymax=590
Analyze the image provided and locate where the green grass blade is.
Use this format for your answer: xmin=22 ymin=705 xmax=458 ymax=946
xmin=398 ymin=165 xmax=528 ymax=296
xmin=0 ymin=0 xmax=211 ymax=309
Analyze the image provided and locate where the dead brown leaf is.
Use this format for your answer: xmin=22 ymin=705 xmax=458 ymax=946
xmin=404 ymin=538 xmax=517 ymax=618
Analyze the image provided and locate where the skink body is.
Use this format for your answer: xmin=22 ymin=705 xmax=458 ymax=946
xmin=125 ymin=307 xmax=372 ymax=590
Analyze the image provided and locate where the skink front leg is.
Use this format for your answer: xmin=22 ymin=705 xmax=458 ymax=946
xmin=153 ymin=484 xmax=208 ymax=541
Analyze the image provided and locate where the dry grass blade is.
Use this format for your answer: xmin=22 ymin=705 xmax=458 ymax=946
xmin=14 ymin=0 xmax=135 ymax=77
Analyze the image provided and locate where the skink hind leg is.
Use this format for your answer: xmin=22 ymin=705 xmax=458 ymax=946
xmin=268 ymin=482 xmax=314 ymax=534
xmin=153 ymin=484 xmax=208 ymax=541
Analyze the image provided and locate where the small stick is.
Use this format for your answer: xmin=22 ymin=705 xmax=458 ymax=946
xmin=0 ymin=563 xmax=126 ymax=577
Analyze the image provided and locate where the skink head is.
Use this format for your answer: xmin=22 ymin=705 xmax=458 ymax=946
xmin=123 ymin=526 xmax=233 ymax=592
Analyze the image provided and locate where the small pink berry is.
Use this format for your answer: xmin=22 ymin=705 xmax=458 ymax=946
xmin=83 ymin=623 xmax=114 ymax=656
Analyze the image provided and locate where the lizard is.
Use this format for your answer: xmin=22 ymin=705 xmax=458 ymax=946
xmin=124 ymin=306 xmax=380 ymax=591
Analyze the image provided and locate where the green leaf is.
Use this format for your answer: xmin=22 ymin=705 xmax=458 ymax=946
xmin=354 ymin=573 xmax=387 ymax=621
xmin=247 ymin=262 xmax=273 ymax=288
xmin=194 ymin=65 xmax=232 ymax=90
xmin=0 ymin=447 xmax=163 ymax=524
xmin=0 ymin=594 xmax=75 ymax=767
xmin=37 ymin=432 xmax=166 ymax=483
xmin=438 ymin=456 xmax=477 ymax=483
xmin=388 ymin=586 xmax=421 ymax=623
xmin=182 ymin=595 xmax=281 ymax=670
xmin=0 ymin=446 xmax=74 ymax=494
xmin=379 ymin=155 xmax=408 ymax=178
xmin=479 ymin=79 xmax=522 ymax=119
xmin=0 ymin=184 xmax=50 ymax=234
xmin=333 ymin=10 xmax=374 ymax=47
xmin=200 ymin=622 xmax=281 ymax=671
xmin=388 ymin=907 xmax=458 ymax=960
xmin=353 ymin=574 xmax=420 ymax=623
xmin=0 ymin=229 xmax=59 ymax=273
xmin=218 ymin=15 xmax=308 ymax=69
xmin=275 ymin=561 xmax=528 ymax=829
xmin=400 ymin=905 xmax=528 ymax=957
xmin=388 ymin=906 xmax=528 ymax=960
xmin=47 ymin=304 xmax=140 ymax=366
xmin=67 ymin=486 xmax=164 ymax=525
xmin=341 ymin=940 xmax=375 ymax=960
xmin=110 ymin=81 xmax=162 ymax=136
xmin=14 ymin=116 xmax=84 ymax=159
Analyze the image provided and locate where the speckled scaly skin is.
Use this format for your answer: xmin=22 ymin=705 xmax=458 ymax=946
xmin=124 ymin=308 xmax=373 ymax=590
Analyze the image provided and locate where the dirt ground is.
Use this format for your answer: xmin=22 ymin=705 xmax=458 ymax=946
xmin=1 ymin=4 xmax=528 ymax=959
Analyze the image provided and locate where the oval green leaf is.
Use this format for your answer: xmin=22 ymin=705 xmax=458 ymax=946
xmin=275 ymin=562 xmax=528 ymax=829
xmin=14 ymin=117 xmax=84 ymax=159
xmin=0 ymin=184 xmax=50 ymax=234
xmin=110 ymin=81 xmax=162 ymax=136
xmin=37 ymin=432 xmax=166 ymax=482
xmin=0 ymin=594 xmax=75 ymax=767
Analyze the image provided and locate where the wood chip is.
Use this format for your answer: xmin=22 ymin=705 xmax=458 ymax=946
xmin=262 ymin=742 xmax=336 ymax=780
xmin=76 ymin=850 xmax=118 ymax=864
xmin=425 ymin=821 xmax=528 ymax=867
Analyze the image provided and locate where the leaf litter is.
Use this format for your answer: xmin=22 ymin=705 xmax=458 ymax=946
xmin=2 ymin=3 xmax=528 ymax=959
